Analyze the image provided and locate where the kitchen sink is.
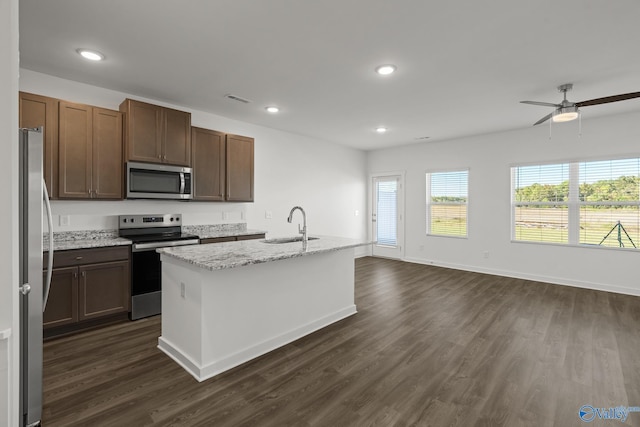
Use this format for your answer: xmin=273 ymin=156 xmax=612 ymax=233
xmin=261 ymin=236 xmax=319 ymax=244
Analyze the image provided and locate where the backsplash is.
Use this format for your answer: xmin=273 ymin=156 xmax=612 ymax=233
xmin=45 ymin=200 xmax=247 ymax=232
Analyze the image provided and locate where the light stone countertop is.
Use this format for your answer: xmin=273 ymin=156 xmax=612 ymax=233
xmin=158 ymin=235 xmax=372 ymax=271
xmin=43 ymin=224 xmax=267 ymax=252
xmin=183 ymin=224 xmax=266 ymax=239
xmin=43 ymin=230 xmax=132 ymax=252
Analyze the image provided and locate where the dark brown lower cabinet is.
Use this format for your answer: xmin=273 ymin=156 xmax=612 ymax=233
xmin=43 ymin=267 xmax=78 ymax=328
xmin=78 ymin=261 xmax=130 ymax=321
xmin=43 ymin=246 xmax=130 ymax=336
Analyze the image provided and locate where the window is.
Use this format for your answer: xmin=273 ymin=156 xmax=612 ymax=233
xmin=511 ymin=158 xmax=640 ymax=249
xmin=426 ymin=170 xmax=468 ymax=237
xmin=579 ymin=159 xmax=640 ymax=248
xmin=512 ymin=163 xmax=570 ymax=244
xmin=375 ymin=178 xmax=398 ymax=246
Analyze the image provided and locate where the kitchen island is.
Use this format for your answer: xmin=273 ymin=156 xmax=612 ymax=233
xmin=157 ymin=236 xmax=370 ymax=382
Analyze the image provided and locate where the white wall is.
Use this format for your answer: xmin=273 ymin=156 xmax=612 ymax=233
xmin=20 ymin=69 xmax=368 ymax=240
xmin=368 ymin=110 xmax=640 ymax=296
xmin=1 ymin=0 xmax=19 ymax=425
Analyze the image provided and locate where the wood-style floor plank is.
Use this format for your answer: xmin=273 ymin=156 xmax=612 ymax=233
xmin=42 ymin=257 xmax=640 ymax=426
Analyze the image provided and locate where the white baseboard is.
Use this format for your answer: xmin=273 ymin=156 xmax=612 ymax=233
xmin=403 ymin=256 xmax=640 ymax=297
xmin=159 ymin=305 xmax=357 ymax=382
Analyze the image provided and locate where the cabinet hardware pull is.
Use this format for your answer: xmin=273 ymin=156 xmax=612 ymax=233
xmin=81 ymin=271 xmax=86 ymax=277
xmin=75 ymin=256 xmax=83 ymax=260
xmin=74 ymin=272 xmax=78 ymax=278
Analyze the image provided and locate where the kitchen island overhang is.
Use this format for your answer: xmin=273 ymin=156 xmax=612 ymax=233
xmin=157 ymin=236 xmax=371 ymax=382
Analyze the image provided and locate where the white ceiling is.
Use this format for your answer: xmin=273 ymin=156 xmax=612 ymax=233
xmin=18 ymin=0 xmax=640 ymax=151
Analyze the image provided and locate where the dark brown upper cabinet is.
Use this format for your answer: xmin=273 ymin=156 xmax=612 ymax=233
xmin=58 ymin=101 xmax=123 ymax=199
xmin=226 ymin=134 xmax=254 ymax=202
xmin=191 ymin=127 xmax=226 ymax=201
xmin=19 ymin=92 xmax=59 ymax=199
xmin=120 ymin=99 xmax=191 ymax=167
xmin=191 ymin=129 xmax=254 ymax=202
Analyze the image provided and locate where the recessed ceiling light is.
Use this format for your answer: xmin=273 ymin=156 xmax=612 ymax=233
xmin=265 ymin=106 xmax=279 ymax=113
xmin=376 ymin=127 xmax=388 ymax=133
xmin=76 ymin=49 xmax=104 ymax=61
xmin=375 ymin=64 xmax=397 ymax=75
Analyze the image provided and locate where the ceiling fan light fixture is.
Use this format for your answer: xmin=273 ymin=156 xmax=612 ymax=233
xmin=552 ymin=106 xmax=579 ymax=123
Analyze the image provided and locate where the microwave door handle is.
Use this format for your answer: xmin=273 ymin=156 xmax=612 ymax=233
xmin=180 ymin=172 xmax=185 ymax=194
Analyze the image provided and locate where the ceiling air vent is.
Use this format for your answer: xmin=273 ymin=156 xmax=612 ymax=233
xmin=224 ymin=94 xmax=252 ymax=104
xmin=415 ymin=136 xmax=430 ymax=140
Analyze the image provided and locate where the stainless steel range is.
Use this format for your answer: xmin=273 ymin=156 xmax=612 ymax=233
xmin=119 ymin=214 xmax=199 ymax=320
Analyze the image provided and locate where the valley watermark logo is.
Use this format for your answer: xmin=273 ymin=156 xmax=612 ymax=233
xmin=578 ymin=404 xmax=640 ymax=423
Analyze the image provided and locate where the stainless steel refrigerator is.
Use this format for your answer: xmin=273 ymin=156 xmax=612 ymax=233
xmin=19 ymin=127 xmax=54 ymax=427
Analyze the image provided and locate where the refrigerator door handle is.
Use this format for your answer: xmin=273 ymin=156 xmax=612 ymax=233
xmin=43 ymin=179 xmax=54 ymax=311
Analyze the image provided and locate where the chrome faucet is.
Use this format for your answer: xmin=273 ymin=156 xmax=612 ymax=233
xmin=287 ymin=206 xmax=307 ymax=245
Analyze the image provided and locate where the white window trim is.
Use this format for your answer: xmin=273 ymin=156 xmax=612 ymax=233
xmin=426 ymin=168 xmax=469 ymax=238
xmin=511 ymin=157 xmax=640 ymax=250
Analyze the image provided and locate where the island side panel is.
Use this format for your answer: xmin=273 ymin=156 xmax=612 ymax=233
xmin=158 ymin=260 xmax=205 ymax=377
xmin=159 ymin=248 xmax=357 ymax=382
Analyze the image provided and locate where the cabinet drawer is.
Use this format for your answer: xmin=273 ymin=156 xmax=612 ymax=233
xmin=236 ymin=233 xmax=265 ymax=241
xmin=45 ymin=246 xmax=130 ymax=268
xmin=200 ymin=236 xmax=236 ymax=244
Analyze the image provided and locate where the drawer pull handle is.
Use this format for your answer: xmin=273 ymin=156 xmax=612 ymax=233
xmin=75 ymin=256 xmax=83 ymax=260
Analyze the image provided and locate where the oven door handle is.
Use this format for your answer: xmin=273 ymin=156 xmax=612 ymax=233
xmin=132 ymin=239 xmax=200 ymax=252
xmin=179 ymin=172 xmax=186 ymax=194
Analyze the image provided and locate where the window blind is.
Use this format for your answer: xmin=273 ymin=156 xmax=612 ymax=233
xmin=512 ymin=163 xmax=569 ymax=243
xmin=578 ymin=158 xmax=640 ymax=247
xmin=427 ymin=170 xmax=468 ymax=237
xmin=376 ymin=180 xmax=397 ymax=246
xmin=511 ymin=158 xmax=640 ymax=249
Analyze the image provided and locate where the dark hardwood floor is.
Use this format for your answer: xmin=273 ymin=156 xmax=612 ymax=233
xmin=42 ymin=257 xmax=640 ymax=426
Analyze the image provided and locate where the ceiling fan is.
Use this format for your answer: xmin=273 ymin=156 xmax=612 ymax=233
xmin=521 ymin=84 xmax=640 ymax=126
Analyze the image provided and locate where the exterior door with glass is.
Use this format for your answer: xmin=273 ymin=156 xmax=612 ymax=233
xmin=372 ymin=174 xmax=404 ymax=259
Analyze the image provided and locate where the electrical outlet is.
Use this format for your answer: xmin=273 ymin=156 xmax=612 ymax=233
xmin=222 ymin=212 xmax=230 ymax=220
xmin=180 ymin=282 xmax=186 ymax=298
xmin=59 ymin=215 xmax=70 ymax=226
xmin=354 ymin=210 xmax=360 ymax=217
xmin=265 ymin=211 xmax=273 ymax=219
xmin=483 ymin=251 xmax=490 ymax=259
xmin=419 ymin=245 xmax=424 ymax=251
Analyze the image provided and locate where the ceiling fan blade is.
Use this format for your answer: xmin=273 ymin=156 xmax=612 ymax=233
xmin=576 ymin=92 xmax=640 ymax=107
xmin=520 ymin=100 xmax=561 ymax=107
xmin=533 ymin=112 xmax=553 ymax=126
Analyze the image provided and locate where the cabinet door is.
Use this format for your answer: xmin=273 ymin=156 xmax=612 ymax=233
xmin=122 ymin=99 xmax=162 ymax=163
xmin=92 ymin=108 xmax=123 ymax=199
xmin=19 ymin=92 xmax=59 ymax=199
xmin=58 ymin=101 xmax=92 ymax=199
xmin=43 ymin=267 xmax=78 ymax=329
xmin=78 ymin=261 xmax=130 ymax=321
xmin=163 ymin=108 xmax=191 ymax=166
xmin=192 ymin=127 xmax=225 ymax=201
xmin=226 ymin=134 xmax=254 ymax=202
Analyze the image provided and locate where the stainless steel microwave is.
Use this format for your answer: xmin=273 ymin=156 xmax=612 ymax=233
xmin=126 ymin=162 xmax=193 ymax=200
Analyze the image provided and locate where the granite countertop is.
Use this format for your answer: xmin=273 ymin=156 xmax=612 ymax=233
xmin=158 ymin=235 xmax=371 ymax=271
xmin=44 ymin=230 xmax=132 ymax=252
xmin=183 ymin=224 xmax=266 ymax=239
xmin=44 ymin=224 xmax=267 ymax=252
